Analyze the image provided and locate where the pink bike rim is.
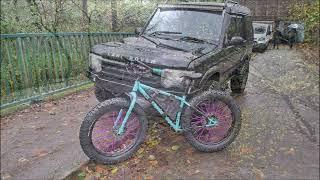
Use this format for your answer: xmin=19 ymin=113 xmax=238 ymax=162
xmin=191 ymin=100 xmax=233 ymax=144
xmin=90 ymin=110 xmax=141 ymax=156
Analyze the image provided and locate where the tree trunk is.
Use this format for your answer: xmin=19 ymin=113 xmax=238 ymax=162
xmin=14 ymin=0 xmax=19 ymax=22
xmin=82 ymin=0 xmax=88 ymax=31
xmin=111 ymin=0 xmax=118 ymax=32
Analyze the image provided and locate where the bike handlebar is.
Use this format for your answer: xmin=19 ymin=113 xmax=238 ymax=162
xmin=124 ymin=58 xmax=163 ymax=77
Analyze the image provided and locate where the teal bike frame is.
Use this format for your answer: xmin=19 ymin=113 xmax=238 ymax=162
xmin=115 ymin=67 xmax=219 ymax=135
xmin=116 ymin=79 xmax=190 ymax=135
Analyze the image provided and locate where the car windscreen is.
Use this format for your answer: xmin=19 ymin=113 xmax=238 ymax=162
xmin=144 ymin=9 xmax=223 ymax=42
xmin=253 ymin=25 xmax=267 ymax=34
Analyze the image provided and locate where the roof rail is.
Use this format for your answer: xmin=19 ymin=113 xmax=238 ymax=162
xmin=224 ymin=0 xmax=238 ymax=7
xmin=165 ymin=0 xmax=188 ymax=3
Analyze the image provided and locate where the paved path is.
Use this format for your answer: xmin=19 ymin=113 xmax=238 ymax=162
xmin=1 ymin=47 xmax=319 ymax=179
xmin=1 ymin=91 xmax=97 ymax=179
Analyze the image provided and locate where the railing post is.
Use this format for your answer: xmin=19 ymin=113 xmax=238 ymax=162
xmin=16 ymin=36 xmax=32 ymax=97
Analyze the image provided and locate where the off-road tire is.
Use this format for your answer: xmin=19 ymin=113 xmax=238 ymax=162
xmin=230 ymin=60 xmax=249 ymax=94
xmin=182 ymin=90 xmax=241 ymax=152
xmin=94 ymin=86 xmax=114 ymax=102
xmin=79 ymin=98 xmax=148 ymax=164
xmin=205 ymin=80 xmax=228 ymax=91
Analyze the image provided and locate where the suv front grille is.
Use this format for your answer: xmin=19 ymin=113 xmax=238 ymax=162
xmin=100 ymin=59 xmax=162 ymax=88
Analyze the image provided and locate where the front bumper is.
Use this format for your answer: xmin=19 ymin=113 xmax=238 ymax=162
xmin=253 ymin=41 xmax=268 ymax=50
xmin=87 ymin=68 xmax=185 ymax=96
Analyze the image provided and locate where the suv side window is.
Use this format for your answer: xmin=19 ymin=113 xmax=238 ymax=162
xmin=225 ymin=15 xmax=245 ymax=43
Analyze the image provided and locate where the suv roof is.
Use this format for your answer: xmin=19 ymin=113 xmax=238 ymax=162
xmin=158 ymin=2 xmax=251 ymax=16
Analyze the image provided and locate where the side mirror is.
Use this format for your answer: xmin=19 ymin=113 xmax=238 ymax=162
xmin=229 ymin=36 xmax=245 ymax=46
xmin=135 ymin=27 xmax=143 ymax=35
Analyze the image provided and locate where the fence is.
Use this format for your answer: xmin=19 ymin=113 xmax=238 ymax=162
xmin=0 ymin=32 xmax=134 ymax=109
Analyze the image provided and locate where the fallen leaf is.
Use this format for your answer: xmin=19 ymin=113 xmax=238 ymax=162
xmin=138 ymin=148 xmax=144 ymax=154
xmin=149 ymin=160 xmax=158 ymax=166
xmin=195 ymin=170 xmax=200 ymax=174
xmin=252 ymin=167 xmax=264 ymax=180
xmin=285 ymin=148 xmax=295 ymax=155
xmin=96 ymin=165 xmax=107 ymax=174
xmin=111 ymin=167 xmax=118 ymax=174
xmin=239 ymin=147 xmax=254 ymax=155
xmin=148 ymin=155 xmax=156 ymax=161
xmin=185 ymin=148 xmax=193 ymax=155
xmin=146 ymin=139 xmax=160 ymax=148
xmin=171 ymin=145 xmax=180 ymax=151
xmin=78 ymin=172 xmax=86 ymax=177
xmin=32 ymin=148 xmax=48 ymax=157
xmin=145 ymin=175 xmax=154 ymax=180
xmin=18 ymin=157 xmax=28 ymax=163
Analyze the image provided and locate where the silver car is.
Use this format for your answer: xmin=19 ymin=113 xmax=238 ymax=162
xmin=253 ymin=23 xmax=272 ymax=52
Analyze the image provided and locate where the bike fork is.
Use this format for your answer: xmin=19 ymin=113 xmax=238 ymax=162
xmin=116 ymin=82 xmax=139 ymax=135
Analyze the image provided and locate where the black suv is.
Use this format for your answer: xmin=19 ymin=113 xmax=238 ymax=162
xmin=88 ymin=2 xmax=253 ymax=102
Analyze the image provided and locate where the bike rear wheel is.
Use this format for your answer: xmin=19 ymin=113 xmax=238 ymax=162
xmin=79 ymin=98 xmax=147 ymax=164
xmin=182 ymin=91 xmax=241 ymax=152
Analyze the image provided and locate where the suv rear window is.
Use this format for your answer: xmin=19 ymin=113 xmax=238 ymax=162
xmin=144 ymin=9 xmax=223 ymax=42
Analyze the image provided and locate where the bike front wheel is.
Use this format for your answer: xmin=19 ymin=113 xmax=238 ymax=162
xmin=182 ymin=91 xmax=241 ymax=152
xmin=79 ymin=98 xmax=148 ymax=164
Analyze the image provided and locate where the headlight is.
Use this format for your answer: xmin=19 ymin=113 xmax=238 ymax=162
xmin=89 ymin=54 xmax=102 ymax=72
xmin=161 ymin=69 xmax=202 ymax=89
xmin=258 ymin=37 xmax=266 ymax=41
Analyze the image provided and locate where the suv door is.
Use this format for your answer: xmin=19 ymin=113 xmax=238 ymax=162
xmin=221 ymin=15 xmax=247 ymax=77
xmin=244 ymin=16 xmax=253 ymax=54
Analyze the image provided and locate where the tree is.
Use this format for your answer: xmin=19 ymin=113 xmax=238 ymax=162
xmin=82 ymin=0 xmax=88 ymax=31
xmin=111 ymin=0 xmax=118 ymax=31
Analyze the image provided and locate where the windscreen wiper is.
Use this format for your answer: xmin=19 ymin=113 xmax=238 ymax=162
xmin=141 ymin=35 xmax=158 ymax=45
xmin=179 ymin=36 xmax=217 ymax=46
xmin=157 ymin=42 xmax=189 ymax=52
xmin=147 ymin=31 xmax=182 ymax=37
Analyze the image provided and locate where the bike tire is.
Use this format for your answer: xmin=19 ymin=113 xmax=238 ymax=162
xmin=79 ymin=98 xmax=148 ymax=164
xmin=182 ymin=90 xmax=241 ymax=152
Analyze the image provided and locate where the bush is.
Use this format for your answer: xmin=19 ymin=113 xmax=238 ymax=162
xmin=289 ymin=1 xmax=320 ymax=43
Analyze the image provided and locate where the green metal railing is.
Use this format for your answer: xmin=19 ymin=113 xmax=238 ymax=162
xmin=0 ymin=32 xmax=134 ymax=109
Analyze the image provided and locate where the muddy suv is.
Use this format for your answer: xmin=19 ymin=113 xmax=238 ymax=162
xmin=88 ymin=2 xmax=253 ymax=102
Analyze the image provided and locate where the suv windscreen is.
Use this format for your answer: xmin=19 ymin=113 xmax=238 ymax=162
xmin=253 ymin=26 xmax=267 ymax=34
xmin=144 ymin=8 xmax=223 ymax=42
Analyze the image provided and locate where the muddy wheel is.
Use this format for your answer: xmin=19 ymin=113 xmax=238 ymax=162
xmin=230 ymin=60 xmax=249 ymax=94
xmin=95 ymin=86 xmax=114 ymax=102
xmin=182 ymin=90 xmax=241 ymax=152
xmin=79 ymin=98 xmax=148 ymax=164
